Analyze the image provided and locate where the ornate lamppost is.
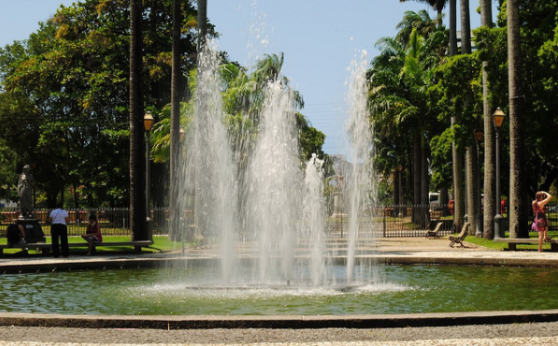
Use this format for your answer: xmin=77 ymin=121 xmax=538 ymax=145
xmin=474 ymin=128 xmax=484 ymax=237
xmin=398 ymin=165 xmax=403 ymax=217
xmin=492 ymin=107 xmax=506 ymax=238
xmin=144 ymin=112 xmax=154 ymax=236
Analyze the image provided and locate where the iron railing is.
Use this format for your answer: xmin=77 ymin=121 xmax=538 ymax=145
xmin=0 ymin=208 xmax=170 ymax=237
xmin=0 ymin=203 xmax=530 ymax=238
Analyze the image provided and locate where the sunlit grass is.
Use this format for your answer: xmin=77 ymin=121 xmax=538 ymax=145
xmin=0 ymin=235 xmax=187 ymax=256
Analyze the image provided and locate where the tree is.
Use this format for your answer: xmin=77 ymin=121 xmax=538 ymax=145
xmin=507 ymin=0 xmax=528 ymax=238
xmin=480 ymin=0 xmax=495 ymax=239
xmin=0 ymin=0 xmax=204 ymax=209
xmin=369 ymin=14 xmax=447 ymax=226
xmin=398 ymin=0 xmax=448 ymax=25
xmin=129 ymin=0 xmax=147 ymax=240
xmin=458 ymin=0 xmax=482 ymax=237
xmin=169 ymin=0 xmax=183 ymax=239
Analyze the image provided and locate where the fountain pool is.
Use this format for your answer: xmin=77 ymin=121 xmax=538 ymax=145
xmin=2 ymin=264 xmax=558 ymax=315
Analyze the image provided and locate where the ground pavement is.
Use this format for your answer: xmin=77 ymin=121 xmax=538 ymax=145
xmin=1 ymin=236 xmax=558 ymax=345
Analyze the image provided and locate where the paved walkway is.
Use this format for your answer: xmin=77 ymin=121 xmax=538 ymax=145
xmin=1 ymin=237 xmax=558 ymax=345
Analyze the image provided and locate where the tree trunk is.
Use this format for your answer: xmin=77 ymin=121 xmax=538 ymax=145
xmin=449 ymin=0 xmax=458 ymax=56
xmin=459 ymin=0 xmax=471 ymax=54
xmin=129 ymin=0 xmax=147 ymax=240
xmin=451 ymin=116 xmax=464 ymax=231
xmin=460 ymin=0 xmax=478 ymax=235
xmin=421 ymin=131 xmax=429 ymax=228
xmin=448 ymin=0 xmax=461 ymax=231
xmin=169 ymin=0 xmax=182 ymax=240
xmin=413 ymin=130 xmax=421 ymax=225
xmin=197 ymin=0 xmax=207 ymax=53
xmin=507 ymin=0 xmax=529 ymax=238
xmin=466 ymin=140 xmax=480 ymax=235
xmin=481 ymin=0 xmax=495 ymax=239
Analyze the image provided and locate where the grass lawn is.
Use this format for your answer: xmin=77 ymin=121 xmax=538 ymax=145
xmin=0 ymin=235 xmax=187 ymax=256
xmin=459 ymin=230 xmax=558 ymax=251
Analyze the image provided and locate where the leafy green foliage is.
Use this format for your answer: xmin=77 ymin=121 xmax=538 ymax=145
xmin=0 ymin=0 xmax=205 ymax=208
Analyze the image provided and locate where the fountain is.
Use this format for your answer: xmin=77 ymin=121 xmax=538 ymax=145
xmin=173 ymin=44 xmax=381 ymax=289
xmin=1 ymin=47 xmax=557 ymax=319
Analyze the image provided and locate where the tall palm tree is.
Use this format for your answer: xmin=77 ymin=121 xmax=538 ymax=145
xmin=399 ymin=0 xmax=447 ymax=26
xmin=450 ymin=0 xmax=474 ymax=234
xmin=480 ymin=0 xmax=495 ymax=239
xmin=449 ymin=0 xmax=457 ymax=55
xmin=169 ymin=0 xmax=182 ymax=240
xmin=507 ymin=0 xmax=528 ymax=238
xmin=459 ymin=0 xmax=481 ymax=236
xmin=459 ymin=0 xmax=471 ymax=54
xmin=129 ymin=0 xmax=147 ymax=240
xmin=396 ymin=10 xmax=438 ymax=45
xmin=197 ymin=0 xmax=207 ymax=53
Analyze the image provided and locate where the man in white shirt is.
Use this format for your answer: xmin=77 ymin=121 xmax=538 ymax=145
xmin=48 ymin=203 xmax=70 ymax=258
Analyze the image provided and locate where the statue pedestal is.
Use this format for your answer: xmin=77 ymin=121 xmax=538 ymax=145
xmin=330 ymin=192 xmax=347 ymax=218
xmin=17 ymin=219 xmax=46 ymax=243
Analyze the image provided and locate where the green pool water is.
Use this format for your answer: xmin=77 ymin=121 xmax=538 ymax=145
xmin=0 ymin=264 xmax=555 ymax=315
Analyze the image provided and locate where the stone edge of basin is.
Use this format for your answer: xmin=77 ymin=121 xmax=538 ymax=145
xmin=2 ymin=256 xmax=558 ymax=275
xmin=0 ymin=310 xmax=558 ymax=329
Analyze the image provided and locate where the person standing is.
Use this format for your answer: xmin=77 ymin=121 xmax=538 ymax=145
xmin=532 ymin=191 xmax=552 ymax=252
xmin=49 ymin=202 xmax=70 ymax=258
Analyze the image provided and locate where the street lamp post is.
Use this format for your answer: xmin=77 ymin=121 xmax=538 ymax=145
xmin=492 ymin=107 xmax=506 ymax=238
xmin=144 ymin=112 xmax=154 ymax=239
xmin=474 ymin=128 xmax=484 ymax=237
xmin=398 ymin=165 xmax=403 ymax=217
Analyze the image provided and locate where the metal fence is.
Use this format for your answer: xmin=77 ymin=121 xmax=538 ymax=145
xmin=378 ymin=204 xmax=456 ymax=237
xmin=0 ymin=208 xmax=170 ymax=237
xmin=1 ymin=203 xmax=533 ymax=239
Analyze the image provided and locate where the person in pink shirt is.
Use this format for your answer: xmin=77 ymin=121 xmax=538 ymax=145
xmin=81 ymin=214 xmax=103 ymax=256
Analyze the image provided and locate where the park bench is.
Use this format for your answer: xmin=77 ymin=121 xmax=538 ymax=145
xmin=0 ymin=240 xmax=154 ymax=256
xmin=68 ymin=240 xmax=153 ymax=253
xmin=425 ymin=222 xmax=443 ymax=238
xmin=448 ymin=222 xmax=471 ymax=248
xmin=429 ymin=210 xmax=443 ymax=221
xmin=493 ymin=237 xmax=558 ymax=252
xmin=0 ymin=242 xmax=51 ymax=255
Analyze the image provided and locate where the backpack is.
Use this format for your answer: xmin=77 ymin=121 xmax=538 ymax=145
xmin=7 ymin=224 xmax=21 ymax=244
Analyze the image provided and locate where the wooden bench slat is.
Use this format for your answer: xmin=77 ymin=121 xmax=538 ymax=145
xmin=493 ymin=238 xmax=558 ymax=252
xmin=0 ymin=240 xmax=153 ymax=255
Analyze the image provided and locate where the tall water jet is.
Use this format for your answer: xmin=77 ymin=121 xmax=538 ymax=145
xmin=175 ymin=42 xmax=380 ymax=289
xmin=345 ymin=51 xmax=376 ymax=282
xmin=301 ymin=154 xmax=327 ymax=287
xmin=245 ymin=80 xmax=301 ymax=285
xmin=181 ymin=43 xmax=239 ymax=283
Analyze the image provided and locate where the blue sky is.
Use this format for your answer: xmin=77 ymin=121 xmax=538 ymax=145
xmin=0 ymin=0 xmax=498 ymax=155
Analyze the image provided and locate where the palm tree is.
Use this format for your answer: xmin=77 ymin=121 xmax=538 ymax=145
xmin=480 ymin=0 xmax=495 ymax=239
xmin=507 ymin=0 xmax=528 ymax=238
xmin=399 ymin=0 xmax=447 ymax=26
xmin=169 ymin=0 xmax=183 ymax=240
xmin=129 ymin=0 xmax=147 ymax=240
xmin=396 ymin=10 xmax=438 ymax=45
xmin=370 ymin=26 xmax=444 ymax=227
xmin=458 ymin=0 xmax=480 ymax=236
xmin=197 ymin=0 xmax=207 ymax=53
xmin=449 ymin=0 xmax=457 ymax=55
xmin=459 ymin=0 xmax=471 ymax=54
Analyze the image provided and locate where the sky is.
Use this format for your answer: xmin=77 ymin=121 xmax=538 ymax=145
xmin=0 ymin=0 xmax=498 ymax=155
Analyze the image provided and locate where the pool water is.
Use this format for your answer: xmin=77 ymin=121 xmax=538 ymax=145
xmin=0 ymin=265 xmax=555 ymax=315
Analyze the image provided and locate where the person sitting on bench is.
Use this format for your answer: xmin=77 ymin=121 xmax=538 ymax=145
xmin=7 ymin=220 xmax=26 ymax=246
xmin=81 ymin=214 xmax=103 ymax=256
